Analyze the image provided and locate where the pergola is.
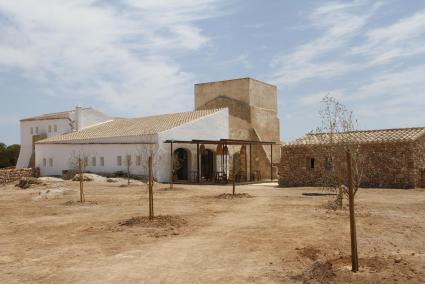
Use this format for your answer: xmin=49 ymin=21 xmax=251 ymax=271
xmin=164 ymin=138 xmax=276 ymax=185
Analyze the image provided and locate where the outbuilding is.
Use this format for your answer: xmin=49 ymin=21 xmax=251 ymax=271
xmin=279 ymin=127 xmax=425 ymax=189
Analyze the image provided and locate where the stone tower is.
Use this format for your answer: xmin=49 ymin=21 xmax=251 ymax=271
xmin=194 ymin=78 xmax=280 ymax=178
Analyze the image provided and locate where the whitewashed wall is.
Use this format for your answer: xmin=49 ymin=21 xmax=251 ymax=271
xmin=16 ymin=118 xmax=72 ymax=168
xmin=156 ymin=109 xmax=229 ymax=182
xmin=17 ymin=107 xmax=113 ymax=169
xmin=34 ymin=109 xmax=229 ymax=181
xmin=35 ymin=143 xmax=158 ymax=176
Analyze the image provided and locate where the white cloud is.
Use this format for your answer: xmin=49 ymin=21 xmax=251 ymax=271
xmin=269 ymin=1 xmax=382 ymax=86
xmin=0 ymin=0 xmax=228 ymax=114
xmin=299 ymin=89 xmax=344 ymax=106
xmin=352 ymin=10 xmax=425 ymax=65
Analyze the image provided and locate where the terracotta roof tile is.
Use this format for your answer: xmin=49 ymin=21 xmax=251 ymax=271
xmin=284 ymin=127 xmax=425 ymax=146
xmin=37 ymin=109 xmax=225 ymax=144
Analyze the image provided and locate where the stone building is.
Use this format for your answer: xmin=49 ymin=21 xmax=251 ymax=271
xmin=279 ymin=127 xmax=425 ymax=189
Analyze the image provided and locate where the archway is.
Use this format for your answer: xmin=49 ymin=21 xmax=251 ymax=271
xmin=201 ymin=149 xmax=215 ymax=181
xmin=173 ymin=148 xmax=189 ymax=181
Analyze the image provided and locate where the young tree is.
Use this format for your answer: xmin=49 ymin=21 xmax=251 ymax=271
xmin=315 ymin=95 xmax=362 ymax=272
xmin=315 ymin=95 xmax=364 ymax=208
xmin=125 ymin=154 xmax=133 ymax=186
xmin=70 ymin=151 xmax=89 ymax=203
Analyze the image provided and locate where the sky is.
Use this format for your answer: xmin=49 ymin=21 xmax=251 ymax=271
xmin=1 ymin=0 xmax=425 ymax=145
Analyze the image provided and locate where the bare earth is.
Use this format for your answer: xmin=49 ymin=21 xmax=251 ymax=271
xmin=1 ymin=179 xmax=425 ymax=283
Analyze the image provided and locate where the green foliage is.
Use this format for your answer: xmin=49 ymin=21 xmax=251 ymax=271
xmin=0 ymin=143 xmax=21 ymax=168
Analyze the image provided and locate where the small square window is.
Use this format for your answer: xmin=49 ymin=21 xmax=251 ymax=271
xmin=136 ymin=155 xmax=141 ymax=166
xmin=49 ymin=158 xmax=53 ymax=167
xmin=100 ymin=157 xmax=104 ymax=166
xmin=43 ymin=158 xmax=47 ymax=167
xmin=117 ymin=156 xmax=122 ymax=166
xmin=92 ymin=157 xmax=96 ymax=166
xmin=54 ymin=125 xmax=57 ymax=132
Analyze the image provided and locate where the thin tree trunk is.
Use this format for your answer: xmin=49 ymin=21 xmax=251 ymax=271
xmin=148 ymin=156 xmax=154 ymax=219
xmin=347 ymin=150 xmax=359 ymax=272
xmin=79 ymin=158 xmax=84 ymax=203
xmin=337 ymin=186 xmax=343 ymax=209
xmin=232 ymin=155 xmax=236 ymax=195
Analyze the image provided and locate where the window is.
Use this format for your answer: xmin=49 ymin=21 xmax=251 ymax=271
xmin=136 ymin=155 xmax=141 ymax=166
xmin=92 ymin=157 xmax=96 ymax=167
xmin=43 ymin=158 xmax=47 ymax=167
xmin=117 ymin=156 xmax=122 ymax=166
xmin=84 ymin=157 xmax=88 ymax=166
xmin=100 ymin=157 xmax=104 ymax=166
xmin=54 ymin=125 xmax=57 ymax=132
xmin=309 ymin=158 xmax=315 ymax=170
xmin=49 ymin=158 xmax=53 ymax=167
xmin=35 ymin=127 xmax=39 ymax=134
xmin=30 ymin=127 xmax=33 ymax=135
xmin=48 ymin=125 xmax=52 ymax=133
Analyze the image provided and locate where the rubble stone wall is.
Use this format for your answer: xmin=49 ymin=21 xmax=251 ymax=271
xmin=279 ymin=141 xmax=419 ymax=189
xmin=0 ymin=168 xmax=33 ymax=185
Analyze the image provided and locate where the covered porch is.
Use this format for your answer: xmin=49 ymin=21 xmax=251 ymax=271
xmin=164 ymin=138 xmax=276 ymax=185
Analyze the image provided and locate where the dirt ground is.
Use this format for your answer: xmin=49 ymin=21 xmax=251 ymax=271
xmin=1 ymin=179 xmax=425 ymax=283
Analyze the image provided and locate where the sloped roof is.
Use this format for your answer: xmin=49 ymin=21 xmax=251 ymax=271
xmin=37 ymin=108 xmax=225 ymax=144
xmin=20 ymin=110 xmax=72 ymax=121
xmin=284 ymin=127 xmax=425 ymax=146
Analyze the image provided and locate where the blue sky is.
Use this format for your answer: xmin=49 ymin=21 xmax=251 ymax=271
xmin=1 ymin=0 xmax=425 ymax=145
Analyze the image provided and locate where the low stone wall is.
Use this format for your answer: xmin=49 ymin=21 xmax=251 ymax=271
xmin=0 ymin=168 xmax=33 ymax=185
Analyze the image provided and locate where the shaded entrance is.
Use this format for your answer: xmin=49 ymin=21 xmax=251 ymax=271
xmin=173 ymin=148 xmax=189 ymax=181
xmin=201 ymin=149 xmax=215 ymax=181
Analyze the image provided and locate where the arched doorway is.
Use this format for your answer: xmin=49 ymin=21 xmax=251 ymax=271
xmin=173 ymin=148 xmax=189 ymax=181
xmin=201 ymin=149 xmax=215 ymax=181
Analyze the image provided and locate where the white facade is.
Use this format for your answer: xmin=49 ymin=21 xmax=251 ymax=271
xmin=16 ymin=107 xmax=112 ymax=168
xmin=35 ymin=109 xmax=229 ymax=182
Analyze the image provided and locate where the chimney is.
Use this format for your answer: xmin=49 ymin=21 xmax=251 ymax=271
xmin=75 ymin=106 xmax=82 ymax=131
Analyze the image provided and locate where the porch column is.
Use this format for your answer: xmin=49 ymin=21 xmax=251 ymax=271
xmin=249 ymin=143 xmax=252 ymax=181
xmin=270 ymin=144 xmax=273 ymax=180
xmin=170 ymin=141 xmax=173 ymax=189
xmin=196 ymin=143 xmax=200 ymax=183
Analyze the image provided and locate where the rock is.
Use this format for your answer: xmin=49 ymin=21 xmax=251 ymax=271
xmin=15 ymin=177 xmax=42 ymax=189
xmin=72 ymin=174 xmax=94 ymax=182
xmin=393 ymin=255 xmax=402 ymax=263
xmin=107 ymin=178 xmax=119 ymax=183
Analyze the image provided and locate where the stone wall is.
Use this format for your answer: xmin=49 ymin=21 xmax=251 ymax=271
xmin=194 ymin=78 xmax=280 ymax=180
xmin=413 ymin=135 xmax=425 ymax=187
xmin=279 ymin=141 xmax=419 ymax=189
xmin=0 ymin=168 xmax=33 ymax=185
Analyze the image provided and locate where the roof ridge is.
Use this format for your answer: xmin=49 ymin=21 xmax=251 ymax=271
xmin=307 ymin=126 xmax=425 ymax=135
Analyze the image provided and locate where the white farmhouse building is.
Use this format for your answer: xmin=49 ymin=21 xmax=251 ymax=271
xmin=16 ymin=78 xmax=281 ymax=183
xmin=16 ymin=107 xmax=112 ymax=169
xmin=35 ymin=109 xmax=228 ymax=182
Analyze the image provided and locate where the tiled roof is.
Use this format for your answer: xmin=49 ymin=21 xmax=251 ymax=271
xmin=20 ymin=111 xmax=71 ymax=121
xmin=37 ymin=109 xmax=225 ymax=144
xmin=284 ymin=127 xmax=425 ymax=146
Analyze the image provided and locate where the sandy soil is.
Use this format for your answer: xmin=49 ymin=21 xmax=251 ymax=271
xmin=1 ymin=179 xmax=425 ymax=283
